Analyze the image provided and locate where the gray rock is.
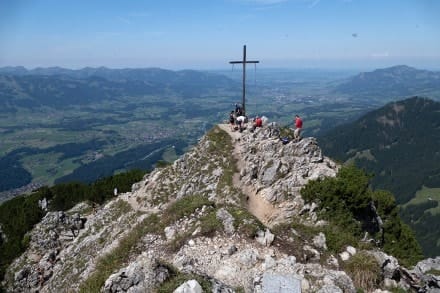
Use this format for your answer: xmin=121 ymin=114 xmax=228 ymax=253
xmin=263 ymin=255 xmax=277 ymax=270
xmin=216 ymin=208 xmax=235 ymax=235
xmin=317 ymin=285 xmax=343 ymax=293
xmin=238 ymin=249 xmax=259 ymax=266
xmin=14 ymin=266 xmax=30 ymax=282
xmin=262 ymin=273 xmax=301 ymax=293
xmin=339 ymin=251 xmax=350 ymax=261
xmin=413 ymin=257 xmax=440 ymax=276
xmin=164 ymin=226 xmax=176 ymax=240
xmin=313 ymin=232 xmax=327 ymax=250
xmin=255 ymin=229 xmax=275 ymax=247
xmin=346 ymin=246 xmax=356 ymax=256
xmin=103 ymin=257 xmax=170 ymax=293
xmin=173 ymin=279 xmax=203 ymax=293
xmin=227 ymin=245 xmax=238 ymax=255
xmin=304 ymin=245 xmax=320 ymax=262
xmin=262 ymin=160 xmax=280 ymax=185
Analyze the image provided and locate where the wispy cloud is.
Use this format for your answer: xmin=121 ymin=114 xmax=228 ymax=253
xmin=253 ymin=0 xmax=288 ymax=3
xmin=127 ymin=12 xmax=151 ymax=17
xmin=371 ymin=52 xmax=389 ymax=58
xmin=116 ymin=16 xmax=132 ymax=25
xmin=307 ymin=0 xmax=320 ymax=8
xmin=236 ymin=0 xmax=288 ymax=5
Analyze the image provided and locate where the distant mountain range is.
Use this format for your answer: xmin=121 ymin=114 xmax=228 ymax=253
xmin=335 ymin=65 xmax=440 ymax=101
xmin=318 ymin=96 xmax=440 ymax=256
xmin=0 ymin=67 xmax=237 ymax=111
xmin=0 ymin=66 xmax=236 ymax=85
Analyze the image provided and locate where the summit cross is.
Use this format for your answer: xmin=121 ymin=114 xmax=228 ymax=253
xmin=229 ymin=45 xmax=259 ymax=115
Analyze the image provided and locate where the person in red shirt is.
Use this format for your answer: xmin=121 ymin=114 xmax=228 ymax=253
xmin=253 ymin=116 xmax=262 ymax=130
xmin=294 ymin=114 xmax=303 ymax=140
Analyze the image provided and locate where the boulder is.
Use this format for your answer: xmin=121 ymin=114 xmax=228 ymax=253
xmin=216 ymin=208 xmax=235 ymax=235
xmin=313 ymin=232 xmax=327 ymax=250
xmin=255 ymin=229 xmax=275 ymax=247
xmin=261 ymin=273 xmax=301 ymax=293
xmin=173 ymin=279 xmax=203 ymax=293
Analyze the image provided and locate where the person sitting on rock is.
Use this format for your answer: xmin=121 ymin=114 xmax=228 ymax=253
xmin=253 ymin=116 xmax=262 ymax=130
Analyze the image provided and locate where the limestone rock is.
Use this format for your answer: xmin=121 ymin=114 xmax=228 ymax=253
xmin=216 ymin=208 xmax=235 ymax=235
xmin=103 ymin=257 xmax=169 ymax=293
xmin=261 ymin=273 xmax=301 ymax=293
xmin=255 ymin=229 xmax=275 ymax=247
xmin=313 ymin=232 xmax=327 ymax=250
xmin=346 ymin=246 xmax=356 ymax=256
xmin=173 ymin=279 xmax=203 ymax=293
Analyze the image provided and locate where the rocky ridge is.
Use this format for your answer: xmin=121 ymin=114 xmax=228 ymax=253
xmin=3 ymin=124 xmax=440 ymax=292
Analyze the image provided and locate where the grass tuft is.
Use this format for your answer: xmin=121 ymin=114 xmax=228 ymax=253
xmin=162 ymin=195 xmax=214 ymax=225
xmin=343 ymin=252 xmax=381 ymax=291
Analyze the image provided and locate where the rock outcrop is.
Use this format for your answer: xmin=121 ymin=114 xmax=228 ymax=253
xmin=3 ymin=124 xmax=439 ymax=292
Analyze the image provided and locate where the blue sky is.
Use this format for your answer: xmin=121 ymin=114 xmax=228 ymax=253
xmin=0 ymin=0 xmax=439 ymax=70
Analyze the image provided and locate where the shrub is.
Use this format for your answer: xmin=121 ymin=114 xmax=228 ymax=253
xmin=301 ymin=164 xmax=423 ymax=266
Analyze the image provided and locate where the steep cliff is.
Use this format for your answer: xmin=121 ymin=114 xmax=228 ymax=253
xmin=3 ymin=125 xmax=439 ymax=292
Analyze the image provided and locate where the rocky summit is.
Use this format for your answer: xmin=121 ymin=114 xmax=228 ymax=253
xmin=3 ymin=124 xmax=440 ymax=292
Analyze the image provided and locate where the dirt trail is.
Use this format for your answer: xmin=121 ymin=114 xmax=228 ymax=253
xmin=218 ymin=124 xmax=279 ymax=227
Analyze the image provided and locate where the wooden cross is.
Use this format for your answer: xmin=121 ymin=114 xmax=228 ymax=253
xmin=229 ymin=45 xmax=259 ymax=115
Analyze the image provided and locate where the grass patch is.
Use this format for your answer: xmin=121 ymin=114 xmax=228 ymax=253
xmin=402 ymin=186 xmax=440 ymax=215
xmin=162 ymin=195 xmax=215 ymax=225
xmin=109 ymin=199 xmax=132 ymax=218
xmin=79 ymin=213 xmax=162 ymax=292
xmin=167 ymin=231 xmax=194 ymax=252
xmin=343 ymin=252 xmax=381 ymax=291
xmin=199 ymin=210 xmax=223 ymax=237
xmin=227 ymin=206 xmax=264 ymax=238
xmin=426 ymin=269 xmax=440 ymax=275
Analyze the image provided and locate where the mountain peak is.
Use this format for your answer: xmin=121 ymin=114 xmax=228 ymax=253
xmin=3 ymin=124 xmax=437 ymax=292
xmin=335 ymin=66 xmax=440 ymax=101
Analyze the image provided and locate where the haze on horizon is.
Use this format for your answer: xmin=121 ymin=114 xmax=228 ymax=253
xmin=1 ymin=0 xmax=439 ymax=71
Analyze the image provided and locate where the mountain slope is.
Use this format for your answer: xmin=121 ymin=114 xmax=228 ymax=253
xmin=2 ymin=125 xmax=434 ymax=292
xmin=335 ymin=65 xmax=440 ymax=101
xmin=318 ymin=96 xmax=440 ymax=256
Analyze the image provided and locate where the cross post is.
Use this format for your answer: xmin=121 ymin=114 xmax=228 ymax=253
xmin=229 ymin=45 xmax=259 ymax=115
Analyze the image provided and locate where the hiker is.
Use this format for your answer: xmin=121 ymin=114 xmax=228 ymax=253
xmin=236 ymin=115 xmax=246 ymax=132
xmin=235 ymin=103 xmax=243 ymax=116
xmin=294 ymin=114 xmax=303 ymax=140
xmin=229 ymin=111 xmax=235 ymax=130
xmin=253 ymin=116 xmax=262 ymax=130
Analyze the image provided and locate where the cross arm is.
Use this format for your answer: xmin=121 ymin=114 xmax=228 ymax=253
xmin=229 ymin=61 xmax=259 ymax=64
